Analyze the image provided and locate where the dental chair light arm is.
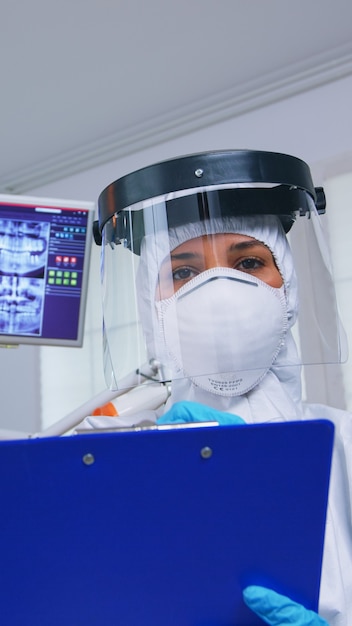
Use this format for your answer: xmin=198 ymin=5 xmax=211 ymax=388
xmin=34 ymin=359 xmax=165 ymax=438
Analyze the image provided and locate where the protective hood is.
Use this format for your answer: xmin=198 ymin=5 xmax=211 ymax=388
xmin=136 ymin=214 xmax=303 ymax=423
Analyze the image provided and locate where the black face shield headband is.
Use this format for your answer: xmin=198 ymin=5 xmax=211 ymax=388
xmin=93 ymin=150 xmax=326 ymax=254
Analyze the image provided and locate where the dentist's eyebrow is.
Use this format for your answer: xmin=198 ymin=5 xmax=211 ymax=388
xmin=228 ymin=240 xmax=268 ymax=252
xmin=170 ymin=251 xmax=202 ymax=261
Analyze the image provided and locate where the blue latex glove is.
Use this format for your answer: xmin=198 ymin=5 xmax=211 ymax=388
xmin=243 ymin=586 xmax=329 ymax=626
xmin=156 ymin=400 xmax=245 ymax=426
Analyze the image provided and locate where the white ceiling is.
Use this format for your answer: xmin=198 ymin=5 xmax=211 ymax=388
xmin=1 ymin=0 xmax=352 ymax=193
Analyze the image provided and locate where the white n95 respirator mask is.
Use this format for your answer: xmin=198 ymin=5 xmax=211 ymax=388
xmin=155 ymin=267 xmax=288 ymax=396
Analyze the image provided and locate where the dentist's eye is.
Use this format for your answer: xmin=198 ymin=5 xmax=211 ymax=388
xmin=172 ymin=267 xmax=198 ymax=281
xmin=236 ymin=257 xmax=264 ymax=271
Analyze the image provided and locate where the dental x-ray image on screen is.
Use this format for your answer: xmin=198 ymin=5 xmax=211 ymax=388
xmin=0 ymin=195 xmax=95 ymax=347
xmin=0 ymin=220 xmax=50 ymax=336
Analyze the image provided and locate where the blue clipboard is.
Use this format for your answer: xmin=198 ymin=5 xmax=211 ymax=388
xmin=0 ymin=419 xmax=333 ymax=625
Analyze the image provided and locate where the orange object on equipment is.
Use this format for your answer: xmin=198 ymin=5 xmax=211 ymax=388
xmin=92 ymin=402 xmax=119 ymax=417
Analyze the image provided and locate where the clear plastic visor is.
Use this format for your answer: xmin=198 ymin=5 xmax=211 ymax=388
xmin=100 ymin=185 xmax=346 ymax=392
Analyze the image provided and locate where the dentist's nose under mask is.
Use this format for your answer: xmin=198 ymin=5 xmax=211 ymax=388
xmin=155 ymin=234 xmax=288 ymax=396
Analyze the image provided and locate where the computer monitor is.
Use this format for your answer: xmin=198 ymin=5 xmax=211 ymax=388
xmin=0 ymin=193 xmax=95 ymax=347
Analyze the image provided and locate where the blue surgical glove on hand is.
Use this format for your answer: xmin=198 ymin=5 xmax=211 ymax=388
xmin=156 ymin=400 xmax=245 ymax=426
xmin=243 ymin=586 xmax=329 ymax=626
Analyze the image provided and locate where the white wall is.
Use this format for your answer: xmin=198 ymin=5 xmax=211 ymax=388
xmin=1 ymin=73 xmax=352 ymax=434
xmin=324 ymin=172 xmax=352 ymax=410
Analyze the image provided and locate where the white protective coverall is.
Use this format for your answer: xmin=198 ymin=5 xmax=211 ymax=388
xmin=86 ymin=215 xmax=352 ymax=625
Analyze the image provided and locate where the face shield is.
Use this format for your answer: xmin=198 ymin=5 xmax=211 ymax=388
xmin=94 ymin=150 xmax=345 ymax=393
